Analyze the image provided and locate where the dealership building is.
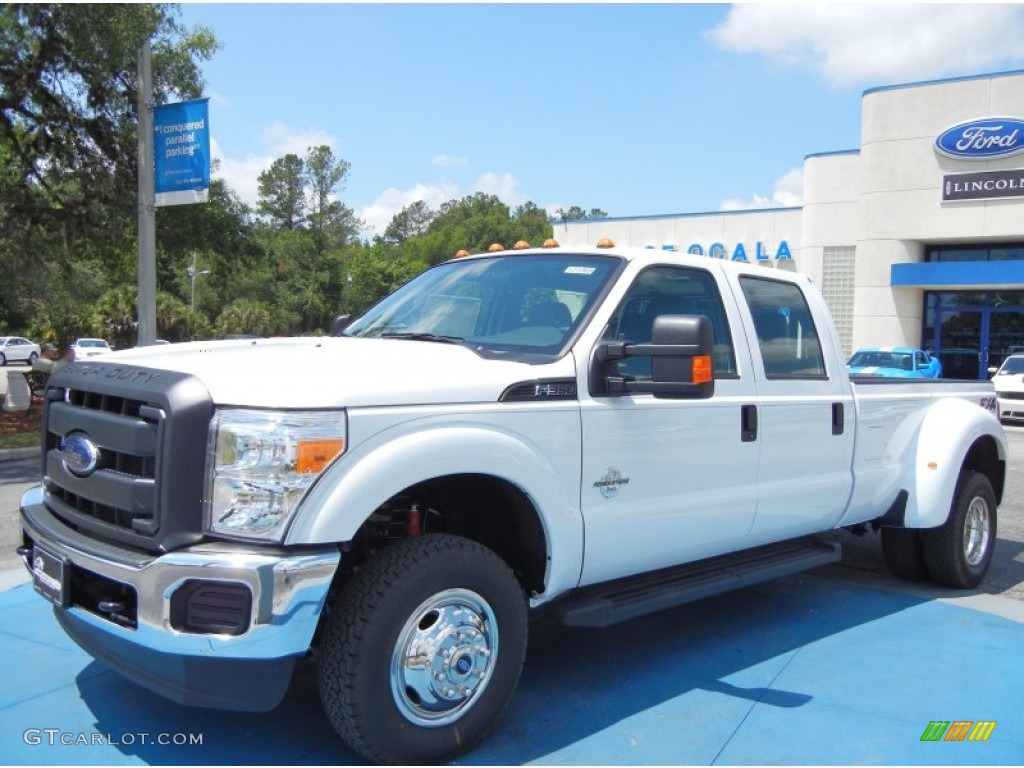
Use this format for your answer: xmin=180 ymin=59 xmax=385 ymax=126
xmin=554 ymin=69 xmax=1024 ymax=380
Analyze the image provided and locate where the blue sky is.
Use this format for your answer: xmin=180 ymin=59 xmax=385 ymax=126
xmin=178 ymin=3 xmax=1024 ymax=236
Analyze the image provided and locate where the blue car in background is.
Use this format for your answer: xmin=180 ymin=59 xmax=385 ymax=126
xmin=847 ymin=347 xmax=943 ymax=378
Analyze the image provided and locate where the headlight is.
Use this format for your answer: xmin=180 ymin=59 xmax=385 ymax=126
xmin=205 ymin=408 xmax=347 ymax=542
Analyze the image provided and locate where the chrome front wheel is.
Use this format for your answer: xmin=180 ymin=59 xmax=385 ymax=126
xmin=318 ymin=534 xmax=527 ymax=764
xmin=391 ymin=588 xmax=499 ymax=726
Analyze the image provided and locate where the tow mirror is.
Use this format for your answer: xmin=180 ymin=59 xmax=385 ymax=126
xmin=590 ymin=314 xmax=715 ymax=399
xmin=330 ymin=314 xmax=352 ymax=336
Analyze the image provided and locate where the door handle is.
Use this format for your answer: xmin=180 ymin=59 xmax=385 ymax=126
xmin=741 ymin=404 xmax=758 ymax=442
xmin=832 ymin=402 xmax=845 ymax=435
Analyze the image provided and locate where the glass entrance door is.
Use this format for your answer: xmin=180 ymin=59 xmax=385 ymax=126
xmin=933 ymin=307 xmax=1024 ymax=378
xmin=936 ymin=309 xmax=982 ymax=379
xmin=989 ymin=309 xmax=1024 ymax=373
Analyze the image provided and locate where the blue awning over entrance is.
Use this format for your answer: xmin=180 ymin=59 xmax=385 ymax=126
xmin=892 ymin=260 xmax=1024 ymax=287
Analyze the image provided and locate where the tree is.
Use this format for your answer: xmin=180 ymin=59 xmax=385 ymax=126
xmin=257 ymin=154 xmax=306 ymax=229
xmin=305 ymin=145 xmax=360 ymax=246
xmin=412 ymin=192 xmax=555 ymax=263
xmin=0 ymin=4 xmax=219 ymax=342
xmin=383 ymin=201 xmax=435 ymax=244
xmin=343 ymin=242 xmax=428 ymax=317
xmin=555 ymin=206 xmax=608 ymax=221
xmin=0 ymin=4 xmax=218 ymax=235
xmin=216 ymin=298 xmax=273 ymax=337
xmin=91 ymin=286 xmax=138 ymax=350
xmin=155 ymin=291 xmax=195 ymax=341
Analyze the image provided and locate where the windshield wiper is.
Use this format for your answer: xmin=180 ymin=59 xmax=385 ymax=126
xmin=380 ymin=332 xmax=465 ymax=344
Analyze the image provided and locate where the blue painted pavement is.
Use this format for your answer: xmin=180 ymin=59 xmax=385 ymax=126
xmin=1 ymin=570 xmax=1021 ymax=765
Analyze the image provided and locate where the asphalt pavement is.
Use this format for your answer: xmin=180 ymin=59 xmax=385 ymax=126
xmin=1 ymin=429 xmax=1022 ymax=764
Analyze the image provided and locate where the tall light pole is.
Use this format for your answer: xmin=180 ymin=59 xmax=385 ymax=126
xmin=137 ymin=38 xmax=156 ymax=346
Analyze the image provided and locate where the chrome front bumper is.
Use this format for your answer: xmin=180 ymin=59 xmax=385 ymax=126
xmin=20 ymin=485 xmax=340 ymax=710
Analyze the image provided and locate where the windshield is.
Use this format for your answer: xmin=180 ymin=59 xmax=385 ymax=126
xmin=79 ymin=339 xmax=108 ymax=348
xmin=345 ymin=254 xmax=620 ymax=356
xmin=998 ymin=357 xmax=1024 ymax=375
xmin=848 ymin=350 xmax=914 ymax=370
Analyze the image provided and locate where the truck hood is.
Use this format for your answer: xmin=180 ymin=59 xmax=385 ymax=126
xmin=77 ymin=337 xmax=576 ymax=408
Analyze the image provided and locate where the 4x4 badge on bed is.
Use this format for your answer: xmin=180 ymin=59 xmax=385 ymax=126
xmin=593 ymin=467 xmax=630 ymax=499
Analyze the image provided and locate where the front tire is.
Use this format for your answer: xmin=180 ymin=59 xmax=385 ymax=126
xmin=923 ymin=471 xmax=997 ymax=588
xmin=318 ymin=534 xmax=528 ymax=764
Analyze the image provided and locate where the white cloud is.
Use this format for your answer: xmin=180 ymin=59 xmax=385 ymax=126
xmin=720 ymin=166 xmax=803 ymax=211
xmin=358 ymin=181 xmax=460 ymax=236
xmin=356 ymin=171 xmax=528 ymax=237
xmin=544 ymin=203 xmax=566 ymax=219
xmin=708 ymin=4 xmax=1024 ymax=87
xmin=261 ymin=121 xmax=336 ymax=156
xmin=211 ymin=122 xmax=338 ymax=206
xmin=474 ymin=172 xmax=524 ymax=206
xmin=433 ymin=154 xmax=468 ymax=168
xmin=207 ymin=91 xmax=231 ymax=110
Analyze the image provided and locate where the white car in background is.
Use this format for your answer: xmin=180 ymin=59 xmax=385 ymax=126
xmin=990 ymin=354 xmax=1024 ymax=423
xmin=0 ymin=336 xmax=41 ymax=365
xmin=71 ymin=338 xmax=113 ymax=358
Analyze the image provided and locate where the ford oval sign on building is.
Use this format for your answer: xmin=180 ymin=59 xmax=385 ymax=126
xmin=935 ymin=117 xmax=1024 ymax=160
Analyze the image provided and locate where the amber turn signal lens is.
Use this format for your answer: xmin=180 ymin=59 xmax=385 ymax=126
xmin=296 ymin=438 xmax=345 ymax=474
xmin=692 ymin=355 xmax=712 ymax=384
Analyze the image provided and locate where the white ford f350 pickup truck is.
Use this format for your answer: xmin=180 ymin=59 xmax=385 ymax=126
xmin=21 ymin=243 xmax=1006 ymax=763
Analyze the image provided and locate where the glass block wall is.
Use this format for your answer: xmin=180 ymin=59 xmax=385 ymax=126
xmin=821 ymin=246 xmax=856 ymax=357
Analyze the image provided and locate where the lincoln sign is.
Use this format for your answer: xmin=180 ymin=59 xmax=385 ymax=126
xmin=943 ymin=169 xmax=1024 ymax=202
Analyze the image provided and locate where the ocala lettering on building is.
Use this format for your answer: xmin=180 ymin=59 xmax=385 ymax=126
xmin=648 ymin=241 xmax=794 ymax=262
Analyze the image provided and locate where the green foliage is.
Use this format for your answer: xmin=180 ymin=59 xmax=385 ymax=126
xmin=382 ymin=201 xmax=435 ymax=244
xmin=257 ymin=154 xmax=305 ymax=229
xmin=216 ymin=298 xmax=273 ymax=337
xmin=0 ymin=3 xmax=221 ymax=347
xmin=0 ymin=5 xmax=606 ymax=344
xmin=306 ymin=145 xmax=360 ymax=247
xmin=343 ymin=241 xmax=428 ymax=317
xmin=91 ymin=286 xmax=138 ymax=350
xmin=555 ymin=206 xmax=608 ymax=221
xmin=388 ymin=192 xmax=555 ymax=265
xmin=156 ymin=291 xmax=195 ymax=341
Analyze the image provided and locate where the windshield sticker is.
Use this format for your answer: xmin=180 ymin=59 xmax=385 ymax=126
xmin=564 ymin=266 xmax=596 ymax=275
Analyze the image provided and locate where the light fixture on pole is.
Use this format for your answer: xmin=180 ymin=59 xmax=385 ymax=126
xmin=188 ymin=252 xmax=211 ymax=313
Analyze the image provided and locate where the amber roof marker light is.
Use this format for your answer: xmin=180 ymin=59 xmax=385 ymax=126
xmin=596 ymin=237 xmax=615 ymax=248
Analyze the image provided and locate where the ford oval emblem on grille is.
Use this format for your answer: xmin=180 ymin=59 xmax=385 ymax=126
xmin=59 ymin=432 xmax=101 ymax=477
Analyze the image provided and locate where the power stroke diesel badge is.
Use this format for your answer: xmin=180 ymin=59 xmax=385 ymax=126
xmin=593 ymin=467 xmax=630 ymax=499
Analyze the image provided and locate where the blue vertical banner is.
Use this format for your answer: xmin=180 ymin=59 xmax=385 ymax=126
xmin=153 ymin=98 xmax=210 ymax=207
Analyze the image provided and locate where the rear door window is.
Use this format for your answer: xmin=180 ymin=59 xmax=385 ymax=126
xmin=739 ymin=277 xmax=826 ymax=379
